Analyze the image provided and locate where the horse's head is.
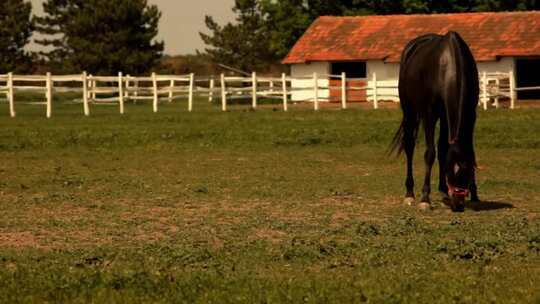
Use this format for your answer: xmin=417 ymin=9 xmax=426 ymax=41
xmin=445 ymin=144 xmax=475 ymax=212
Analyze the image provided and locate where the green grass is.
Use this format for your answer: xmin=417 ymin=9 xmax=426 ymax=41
xmin=0 ymin=97 xmax=539 ymax=303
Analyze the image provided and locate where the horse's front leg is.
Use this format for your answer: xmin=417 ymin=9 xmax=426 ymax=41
xmin=419 ymin=119 xmax=436 ymax=210
xmin=437 ymin=109 xmax=451 ymax=202
xmin=470 ymin=171 xmax=480 ymax=203
xmin=437 ymin=130 xmax=450 ymax=201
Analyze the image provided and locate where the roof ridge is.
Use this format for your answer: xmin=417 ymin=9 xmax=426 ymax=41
xmin=318 ymin=11 xmax=540 ymax=19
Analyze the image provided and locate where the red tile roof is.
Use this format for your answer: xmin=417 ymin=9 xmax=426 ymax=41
xmin=282 ymin=11 xmax=540 ymax=64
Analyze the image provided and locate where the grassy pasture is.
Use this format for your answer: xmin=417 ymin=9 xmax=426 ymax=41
xmin=0 ymin=96 xmax=539 ymax=303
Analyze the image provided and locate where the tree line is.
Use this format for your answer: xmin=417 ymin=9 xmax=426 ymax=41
xmin=201 ymin=0 xmax=540 ymax=72
xmin=1 ymin=0 xmax=163 ymax=75
xmin=1 ymin=0 xmax=538 ymax=75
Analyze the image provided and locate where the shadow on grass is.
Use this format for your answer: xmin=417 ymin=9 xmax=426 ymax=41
xmin=439 ymin=198 xmax=515 ymax=212
xmin=465 ymin=200 xmax=515 ymax=211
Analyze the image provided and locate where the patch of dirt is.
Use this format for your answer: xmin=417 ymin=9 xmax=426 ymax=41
xmin=510 ymin=100 xmax=540 ymax=109
xmin=250 ymin=228 xmax=287 ymax=244
xmin=0 ymin=232 xmax=44 ymax=249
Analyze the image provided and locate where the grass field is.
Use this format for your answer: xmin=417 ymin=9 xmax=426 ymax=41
xmin=0 ymin=97 xmax=539 ymax=303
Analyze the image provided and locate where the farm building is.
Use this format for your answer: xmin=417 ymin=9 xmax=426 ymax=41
xmin=282 ymin=11 xmax=540 ymax=102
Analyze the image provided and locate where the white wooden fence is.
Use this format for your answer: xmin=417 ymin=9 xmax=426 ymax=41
xmin=479 ymin=71 xmax=517 ymax=110
xmin=219 ymin=72 xmax=396 ymax=111
xmin=220 ymin=71 xmax=521 ymax=111
xmin=0 ymin=70 xmax=533 ymax=117
xmin=0 ymin=72 xmax=196 ymax=118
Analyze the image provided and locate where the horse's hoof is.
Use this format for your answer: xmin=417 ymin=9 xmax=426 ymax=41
xmin=450 ymin=195 xmax=466 ymax=212
xmin=469 ymin=197 xmax=480 ymax=211
xmin=418 ymin=202 xmax=432 ymax=211
xmin=450 ymin=203 xmax=465 ymax=212
xmin=403 ymin=197 xmax=415 ymax=206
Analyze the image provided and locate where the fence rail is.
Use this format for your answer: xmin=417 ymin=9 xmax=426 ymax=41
xmin=0 ymin=70 xmax=535 ymax=117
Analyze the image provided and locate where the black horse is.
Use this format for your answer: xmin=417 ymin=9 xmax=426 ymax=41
xmin=391 ymin=31 xmax=480 ymax=212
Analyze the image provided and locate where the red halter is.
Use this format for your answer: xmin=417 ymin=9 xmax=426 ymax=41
xmin=448 ymin=185 xmax=469 ymax=197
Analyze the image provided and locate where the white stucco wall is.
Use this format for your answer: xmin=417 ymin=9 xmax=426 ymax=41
xmin=290 ymin=62 xmax=330 ymax=102
xmin=477 ymin=57 xmax=514 ymax=74
xmin=366 ymin=61 xmax=400 ymax=102
xmin=290 ymin=60 xmax=401 ymax=102
xmin=289 ymin=57 xmax=515 ymax=103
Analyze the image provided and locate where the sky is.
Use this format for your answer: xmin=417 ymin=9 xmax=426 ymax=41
xmin=29 ymin=0 xmax=237 ymax=55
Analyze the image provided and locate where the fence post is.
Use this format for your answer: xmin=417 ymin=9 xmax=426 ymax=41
xmin=221 ymin=73 xmax=227 ymax=111
xmin=133 ymin=78 xmax=139 ymax=103
xmin=282 ymin=73 xmax=288 ymax=112
xmin=482 ymin=71 xmax=488 ymax=110
xmin=87 ymin=74 xmax=92 ymax=100
xmin=372 ymin=72 xmax=378 ymax=109
xmin=270 ymin=79 xmax=274 ymax=93
xmin=209 ymin=78 xmax=215 ymax=102
xmin=118 ymin=72 xmax=124 ymax=114
xmin=252 ymin=72 xmax=257 ymax=109
xmin=7 ymin=72 xmax=15 ymax=118
xmin=46 ymin=72 xmax=52 ymax=118
xmin=509 ymin=69 xmax=516 ymax=109
xmin=341 ymin=72 xmax=347 ymax=110
xmin=168 ymin=79 xmax=174 ymax=102
xmin=91 ymin=75 xmax=96 ymax=100
xmin=188 ymin=73 xmax=194 ymax=112
xmin=313 ymin=72 xmax=319 ymax=111
xmin=82 ymin=71 xmax=90 ymax=116
xmin=152 ymin=72 xmax=158 ymax=113
xmin=494 ymin=76 xmax=500 ymax=109
xmin=125 ymin=75 xmax=130 ymax=100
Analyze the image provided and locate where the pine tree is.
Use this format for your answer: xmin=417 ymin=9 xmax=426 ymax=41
xmin=35 ymin=0 xmax=164 ymax=75
xmin=200 ymin=0 xmax=276 ymax=72
xmin=0 ymin=0 xmax=33 ymax=73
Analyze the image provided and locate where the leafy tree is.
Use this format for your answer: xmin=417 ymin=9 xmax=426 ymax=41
xmin=200 ymin=0 xmax=355 ymax=68
xmin=203 ymin=0 xmax=540 ymax=69
xmin=35 ymin=0 xmax=164 ymax=75
xmin=261 ymin=0 xmax=361 ymax=58
xmin=470 ymin=0 xmax=540 ymax=11
xmin=260 ymin=0 xmax=310 ymax=59
xmin=200 ymin=0 xmax=276 ymax=72
xmin=0 ymin=0 xmax=33 ymax=73
xmin=346 ymin=0 xmax=540 ymax=14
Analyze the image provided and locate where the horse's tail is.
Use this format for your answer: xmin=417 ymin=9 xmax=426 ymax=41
xmin=388 ymin=120 xmax=405 ymax=155
xmin=444 ymin=31 xmax=479 ymax=142
xmin=388 ymin=115 xmax=419 ymax=156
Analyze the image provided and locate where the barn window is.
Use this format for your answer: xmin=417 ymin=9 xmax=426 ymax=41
xmin=331 ymin=62 xmax=367 ymax=78
xmin=516 ymin=58 xmax=540 ymax=99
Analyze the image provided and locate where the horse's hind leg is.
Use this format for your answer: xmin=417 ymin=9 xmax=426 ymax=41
xmin=403 ymin=118 xmax=416 ymax=206
xmin=420 ymin=116 xmax=437 ymax=210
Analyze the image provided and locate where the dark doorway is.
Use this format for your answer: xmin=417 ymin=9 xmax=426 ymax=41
xmin=331 ymin=61 xmax=366 ymax=78
xmin=516 ymin=58 xmax=540 ymax=99
xmin=330 ymin=61 xmax=368 ymax=102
